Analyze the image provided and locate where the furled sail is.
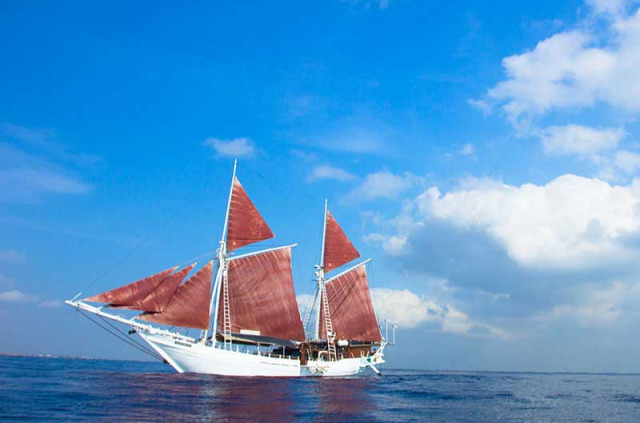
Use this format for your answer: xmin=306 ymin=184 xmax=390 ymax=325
xmin=226 ymin=177 xmax=275 ymax=252
xmin=139 ymin=261 xmax=213 ymax=329
xmin=323 ymin=210 xmax=360 ymax=273
xmin=320 ymin=264 xmax=382 ymax=342
xmin=217 ymin=246 xmax=305 ymax=342
xmin=84 ymin=266 xmax=178 ymax=308
xmin=132 ymin=263 xmax=196 ymax=312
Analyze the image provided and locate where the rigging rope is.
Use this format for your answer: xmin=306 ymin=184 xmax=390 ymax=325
xmin=75 ymin=165 xmax=228 ymax=298
xmin=76 ymin=309 xmax=163 ymax=361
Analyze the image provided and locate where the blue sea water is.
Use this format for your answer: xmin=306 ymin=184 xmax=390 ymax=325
xmin=1 ymin=356 xmax=640 ymax=422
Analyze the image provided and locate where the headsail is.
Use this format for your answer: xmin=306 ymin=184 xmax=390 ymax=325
xmin=139 ymin=261 xmax=213 ymax=329
xmin=319 ymin=263 xmax=381 ymax=342
xmin=133 ymin=263 xmax=196 ymax=312
xmin=323 ymin=210 xmax=360 ymax=272
xmin=226 ymin=177 xmax=275 ymax=252
xmin=217 ymin=246 xmax=305 ymax=342
xmin=84 ymin=266 xmax=178 ymax=309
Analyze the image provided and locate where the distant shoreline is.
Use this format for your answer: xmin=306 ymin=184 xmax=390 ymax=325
xmin=0 ymin=352 xmax=156 ymax=363
xmin=1 ymin=353 xmax=640 ymax=376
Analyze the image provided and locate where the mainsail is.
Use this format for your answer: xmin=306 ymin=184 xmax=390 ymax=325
xmin=139 ymin=261 xmax=214 ymax=329
xmin=320 ymin=264 xmax=382 ymax=342
xmin=84 ymin=266 xmax=178 ymax=309
xmin=323 ymin=210 xmax=360 ymax=273
xmin=217 ymin=246 xmax=305 ymax=342
xmin=226 ymin=177 xmax=275 ymax=252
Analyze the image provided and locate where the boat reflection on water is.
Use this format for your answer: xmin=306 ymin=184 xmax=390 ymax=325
xmin=92 ymin=369 xmax=380 ymax=422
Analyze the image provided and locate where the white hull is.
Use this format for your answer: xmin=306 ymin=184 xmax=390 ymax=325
xmin=140 ymin=332 xmax=366 ymax=377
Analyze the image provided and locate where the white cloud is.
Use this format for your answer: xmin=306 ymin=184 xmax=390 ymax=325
xmin=413 ymin=174 xmax=640 ymax=268
xmin=0 ymin=168 xmax=91 ymax=203
xmin=0 ymin=290 xmax=36 ymax=303
xmin=344 ymin=171 xmax=421 ymax=203
xmin=307 ymin=165 xmax=356 ymax=183
xmin=297 ymin=287 xmax=504 ymax=337
xmin=39 ymin=300 xmax=63 ymax=308
xmin=459 ymin=143 xmax=475 ymax=156
xmin=370 ymin=288 xmax=505 ymax=336
xmin=586 ymin=0 xmax=629 ymax=15
xmin=467 ymin=98 xmax=492 ymax=115
xmin=613 ymin=150 xmax=640 ymax=173
xmin=203 ymin=137 xmax=256 ymax=158
xmin=487 ymin=6 xmax=640 ymax=124
xmin=548 ymin=281 xmax=636 ymax=327
xmin=540 ymin=125 xmax=624 ymax=156
xmin=370 ymin=288 xmax=440 ymax=327
xmin=0 ymin=250 xmax=26 ymax=263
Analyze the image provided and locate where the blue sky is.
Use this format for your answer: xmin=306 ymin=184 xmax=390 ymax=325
xmin=2 ymin=0 xmax=640 ymax=372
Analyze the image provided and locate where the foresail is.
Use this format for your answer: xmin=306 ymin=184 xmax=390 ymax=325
xmin=217 ymin=246 xmax=305 ymax=342
xmin=227 ymin=177 xmax=275 ymax=252
xmin=139 ymin=261 xmax=213 ymax=329
xmin=134 ymin=263 xmax=196 ymax=312
xmin=323 ymin=210 xmax=360 ymax=273
xmin=84 ymin=266 xmax=178 ymax=308
xmin=320 ymin=263 xmax=382 ymax=342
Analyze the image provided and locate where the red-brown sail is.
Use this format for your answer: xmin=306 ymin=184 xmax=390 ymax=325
xmin=226 ymin=177 xmax=275 ymax=252
xmin=217 ymin=247 xmax=305 ymax=342
xmin=139 ymin=261 xmax=213 ymax=329
xmin=323 ymin=210 xmax=360 ymax=273
xmin=319 ymin=264 xmax=382 ymax=342
xmin=134 ymin=263 xmax=196 ymax=312
xmin=84 ymin=266 xmax=178 ymax=308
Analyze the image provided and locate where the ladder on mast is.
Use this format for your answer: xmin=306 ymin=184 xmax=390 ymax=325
xmin=222 ymin=273 xmax=232 ymax=350
xmin=321 ymin=285 xmax=336 ymax=361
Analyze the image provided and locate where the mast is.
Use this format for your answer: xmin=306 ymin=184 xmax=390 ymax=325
xmin=204 ymin=159 xmax=237 ymax=346
xmin=313 ymin=199 xmax=328 ymax=341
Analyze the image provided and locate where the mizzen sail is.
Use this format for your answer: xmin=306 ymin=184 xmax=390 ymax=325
xmin=323 ymin=210 xmax=360 ymax=273
xmin=320 ymin=264 xmax=381 ymax=342
xmin=217 ymin=246 xmax=305 ymax=342
xmin=227 ymin=177 xmax=275 ymax=252
xmin=84 ymin=266 xmax=178 ymax=308
xmin=139 ymin=261 xmax=213 ymax=329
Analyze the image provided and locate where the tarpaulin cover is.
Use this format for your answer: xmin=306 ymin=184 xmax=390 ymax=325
xmin=139 ymin=261 xmax=213 ymax=330
xmin=226 ymin=177 xmax=274 ymax=252
xmin=323 ymin=210 xmax=360 ymax=273
xmin=217 ymin=247 xmax=305 ymax=342
xmin=320 ymin=264 xmax=382 ymax=342
xmin=84 ymin=266 xmax=178 ymax=308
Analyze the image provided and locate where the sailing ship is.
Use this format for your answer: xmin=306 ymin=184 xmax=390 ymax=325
xmin=66 ymin=161 xmax=392 ymax=377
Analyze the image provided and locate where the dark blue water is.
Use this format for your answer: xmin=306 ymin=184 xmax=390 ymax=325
xmin=2 ymin=356 xmax=640 ymax=422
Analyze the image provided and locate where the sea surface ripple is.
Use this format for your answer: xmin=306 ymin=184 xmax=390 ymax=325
xmin=1 ymin=356 xmax=640 ymax=422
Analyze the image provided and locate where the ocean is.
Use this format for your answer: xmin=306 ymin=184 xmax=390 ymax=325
xmin=1 ymin=355 xmax=640 ymax=422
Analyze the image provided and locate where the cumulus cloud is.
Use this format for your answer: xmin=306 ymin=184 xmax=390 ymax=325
xmin=344 ymin=171 xmax=422 ymax=203
xmin=540 ymin=125 xmax=624 ymax=156
xmin=416 ymin=174 xmax=640 ymax=269
xmin=203 ymin=137 xmax=256 ymax=158
xmin=307 ymin=165 xmax=356 ymax=183
xmin=546 ymin=281 xmax=639 ymax=327
xmin=298 ymin=288 xmax=504 ymax=338
xmin=487 ymin=4 xmax=640 ymax=125
xmin=370 ymin=288 xmax=505 ymax=336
